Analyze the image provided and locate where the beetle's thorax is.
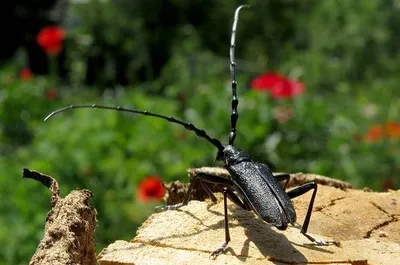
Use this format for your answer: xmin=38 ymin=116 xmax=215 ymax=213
xmin=221 ymin=145 xmax=253 ymax=166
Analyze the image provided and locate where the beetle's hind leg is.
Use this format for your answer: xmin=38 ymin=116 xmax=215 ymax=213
xmin=287 ymin=182 xmax=339 ymax=246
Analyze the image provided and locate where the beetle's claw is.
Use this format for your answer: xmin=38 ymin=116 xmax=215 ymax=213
xmin=302 ymin=233 xmax=339 ymax=247
xmin=210 ymin=242 xmax=228 ymax=259
xmin=315 ymin=239 xmax=340 ymax=247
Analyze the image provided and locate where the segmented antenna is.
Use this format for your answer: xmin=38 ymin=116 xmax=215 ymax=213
xmin=45 ymin=104 xmax=225 ymax=152
xmin=228 ymin=5 xmax=250 ymax=145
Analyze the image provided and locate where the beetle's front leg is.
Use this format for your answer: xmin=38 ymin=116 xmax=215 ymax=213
xmin=156 ymin=172 xmax=251 ymax=258
xmin=155 ymin=173 xmax=233 ymax=212
xmin=210 ymin=187 xmax=230 ymax=258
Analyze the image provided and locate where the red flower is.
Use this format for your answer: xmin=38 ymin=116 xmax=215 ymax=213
xmin=251 ymin=72 xmax=305 ymax=99
xmin=137 ymin=176 xmax=166 ymax=202
xmin=46 ymin=89 xmax=57 ymax=100
xmin=20 ymin=68 xmax=33 ymax=80
xmin=386 ymin=123 xmax=400 ymax=139
xmin=36 ymin=26 xmax=65 ymax=55
xmin=251 ymin=73 xmax=282 ymax=91
xmin=364 ymin=122 xmax=400 ymax=142
xmin=364 ymin=125 xmax=382 ymax=141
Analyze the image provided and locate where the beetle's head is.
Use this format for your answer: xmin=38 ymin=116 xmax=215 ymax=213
xmin=216 ymin=145 xmax=252 ymax=165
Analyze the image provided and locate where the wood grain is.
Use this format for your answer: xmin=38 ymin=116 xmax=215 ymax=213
xmin=98 ymin=180 xmax=400 ymax=265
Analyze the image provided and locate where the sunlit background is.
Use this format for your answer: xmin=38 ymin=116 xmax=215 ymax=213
xmin=1 ymin=1 xmax=400 ymax=264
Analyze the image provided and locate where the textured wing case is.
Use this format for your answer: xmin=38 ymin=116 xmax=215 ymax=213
xmin=228 ymin=162 xmax=296 ymax=227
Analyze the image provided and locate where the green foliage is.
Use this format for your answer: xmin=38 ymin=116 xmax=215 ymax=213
xmin=1 ymin=1 xmax=400 ymax=264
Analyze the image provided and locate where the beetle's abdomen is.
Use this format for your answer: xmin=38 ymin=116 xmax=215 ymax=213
xmin=227 ymin=162 xmax=296 ymax=228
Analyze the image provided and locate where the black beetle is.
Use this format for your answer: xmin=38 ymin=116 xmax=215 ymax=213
xmin=44 ymin=5 xmax=336 ymax=258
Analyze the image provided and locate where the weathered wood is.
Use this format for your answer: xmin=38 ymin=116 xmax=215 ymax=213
xmin=98 ymin=173 xmax=400 ymax=265
xmin=24 ymin=169 xmax=97 ymax=265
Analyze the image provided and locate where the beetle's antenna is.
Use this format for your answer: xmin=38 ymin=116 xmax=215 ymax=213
xmin=228 ymin=4 xmax=250 ymax=145
xmin=45 ymin=104 xmax=225 ymax=152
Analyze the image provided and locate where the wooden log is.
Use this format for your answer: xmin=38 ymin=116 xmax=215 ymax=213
xmin=98 ymin=172 xmax=400 ymax=265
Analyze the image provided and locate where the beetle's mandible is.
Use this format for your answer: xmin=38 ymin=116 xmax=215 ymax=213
xmin=44 ymin=4 xmax=337 ymax=258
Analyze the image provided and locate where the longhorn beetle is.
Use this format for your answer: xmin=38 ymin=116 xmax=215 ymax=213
xmin=45 ymin=5 xmax=336 ymax=258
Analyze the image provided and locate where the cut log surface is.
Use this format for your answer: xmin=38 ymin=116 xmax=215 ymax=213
xmin=98 ymin=181 xmax=400 ymax=265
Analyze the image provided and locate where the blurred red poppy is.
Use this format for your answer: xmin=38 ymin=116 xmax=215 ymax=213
xmin=251 ymin=73 xmax=282 ymax=91
xmin=251 ymin=72 xmax=305 ymax=99
xmin=137 ymin=176 xmax=166 ymax=202
xmin=386 ymin=123 xmax=400 ymax=139
xmin=46 ymin=89 xmax=57 ymax=100
xmin=36 ymin=26 xmax=65 ymax=55
xmin=20 ymin=68 xmax=33 ymax=80
xmin=364 ymin=125 xmax=382 ymax=141
xmin=364 ymin=122 xmax=400 ymax=142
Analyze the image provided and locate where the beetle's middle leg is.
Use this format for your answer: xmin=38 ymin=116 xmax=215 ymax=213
xmin=273 ymin=173 xmax=291 ymax=190
xmin=287 ymin=182 xmax=338 ymax=246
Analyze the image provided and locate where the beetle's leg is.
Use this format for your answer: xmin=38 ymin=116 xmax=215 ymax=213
xmin=192 ymin=176 xmax=253 ymax=257
xmin=287 ymin=182 xmax=338 ymax=246
xmin=155 ymin=174 xmax=233 ymax=212
xmin=211 ymin=187 xmax=230 ymax=258
xmin=225 ymin=188 xmax=252 ymax=210
xmin=273 ymin=173 xmax=291 ymax=190
xmin=156 ymin=173 xmax=251 ymax=257
xmin=199 ymin=181 xmax=218 ymax=202
xmin=192 ymin=173 xmax=252 ymax=210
